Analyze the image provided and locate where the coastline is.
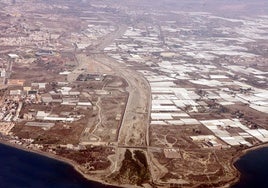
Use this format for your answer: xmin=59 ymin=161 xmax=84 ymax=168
xmin=1 ymin=139 xmax=268 ymax=188
xmin=0 ymin=140 xmax=119 ymax=188
xmin=228 ymin=143 xmax=268 ymax=187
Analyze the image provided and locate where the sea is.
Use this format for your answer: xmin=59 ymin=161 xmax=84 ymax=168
xmin=0 ymin=143 xmax=268 ymax=188
xmin=232 ymin=147 xmax=268 ymax=188
xmin=0 ymin=143 xmax=116 ymax=188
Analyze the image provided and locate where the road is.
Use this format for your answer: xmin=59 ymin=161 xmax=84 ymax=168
xmin=92 ymin=54 xmax=151 ymax=147
xmin=72 ymin=22 xmax=151 ymax=147
xmin=70 ymin=22 xmax=152 ymax=177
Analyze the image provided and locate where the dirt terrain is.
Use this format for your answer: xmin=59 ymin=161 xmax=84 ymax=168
xmin=93 ymin=54 xmax=151 ymax=147
xmin=0 ymin=1 xmax=267 ymax=188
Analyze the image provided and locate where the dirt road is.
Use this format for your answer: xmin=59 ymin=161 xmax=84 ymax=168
xmin=71 ymin=22 xmax=151 ymax=147
xmin=69 ymin=23 xmax=152 ymax=180
xmin=92 ymin=54 xmax=151 ymax=147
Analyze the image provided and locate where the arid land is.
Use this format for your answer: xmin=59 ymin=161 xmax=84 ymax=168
xmin=0 ymin=0 xmax=267 ymax=187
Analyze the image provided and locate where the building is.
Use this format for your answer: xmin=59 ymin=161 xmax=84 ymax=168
xmin=41 ymin=93 xmax=53 ymax=103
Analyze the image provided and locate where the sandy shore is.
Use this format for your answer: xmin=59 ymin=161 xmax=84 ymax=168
xmin=1 ymin=139 xmax=268 ymax=188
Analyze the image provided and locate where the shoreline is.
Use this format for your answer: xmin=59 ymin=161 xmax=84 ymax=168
xmin=0 ymin=140 xmax=119 ymax=188
xmin=1 ymin=139 xmax=268 ymax=188
xmin=228 ymin=143 xmax=268 ymax=187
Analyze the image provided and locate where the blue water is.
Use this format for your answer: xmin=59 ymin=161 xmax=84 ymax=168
xmin=0 ymin=143 xmax=116 ymax=188
xmin=232 ymin=147 xmax=268 ymax=188
xmin=1 ymin=143 xmax=267 ymax=188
